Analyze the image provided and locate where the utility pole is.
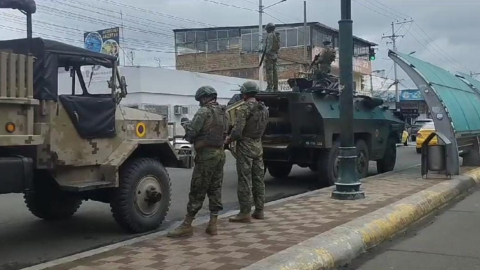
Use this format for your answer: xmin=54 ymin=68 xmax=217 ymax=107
xmin=303 ymin=1 xmax=307 ymax=63
xmin=382 ymin=20 xmax=413 ymax=110
xmin=332 ymin=0 xmax=365 ymax=200
xmin=120 ymin=11 xmax=126 ymax=66
xmin=258 ymin=0 xmax=264 ymax=90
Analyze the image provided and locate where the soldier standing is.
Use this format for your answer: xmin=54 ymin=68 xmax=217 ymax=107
xmin=167 ymin=86 xmax=228 ymax=238
xmin=226 ymin=81 xmax=269 ymax=222
xmin=264 ymin=23 xmax=280 ymax=92
xmin=311 ymin=40 xmax=336 ymax=81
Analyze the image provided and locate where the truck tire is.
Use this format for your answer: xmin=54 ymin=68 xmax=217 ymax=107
xmin=318 ymin=140 xmax=340 ymax=186
xmin=111 ymin=158 xmax=171 ymax=233
xmin=377 ymin=136 xmax=397 ymax=174
xmin=24 ymin=173 xmax=82 ymax=220
xmin=356 ymin=139 xmax=370 ymax=179
xmin=267 ymin=163 xmax=292 ymax=179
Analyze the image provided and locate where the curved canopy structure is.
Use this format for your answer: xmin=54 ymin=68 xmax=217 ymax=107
xmin=389 ymin=50 xmax=480 ymax=175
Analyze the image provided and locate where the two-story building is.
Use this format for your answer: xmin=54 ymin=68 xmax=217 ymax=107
xmin=173 ymin=22 xmax=376 ymax=95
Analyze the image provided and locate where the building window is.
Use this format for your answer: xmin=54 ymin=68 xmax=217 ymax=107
xmin=218 ymin=30 xmax=228 ymax=39
xmin=286 ymin=28 xmax=297 ymax=47
xmin=312 ymin=29 xmax=332 ymax=47
xmin=230 ymin=37 xmax=240 ymax=48
xmin=208 ymin=30 xmax=217 ymax=40
xmin=176 ymin=32 xmax=186 ymax=43
xmin=196 ymin=31 xmax=206 ymax=42
xmin=252 ymin=33 xmax=259 ymax=51
xmin=242 ymin=34 xmax=252 ymax=51
xmin=229 ymin=29 xmax=240 ymax=38
xmin=196 ymin=42 xmax=206 ymax=52
xmin=208 ymin=40 xmax=217 ymax=52
xmin=218 ymin=39 xmax=228 ymax=51
xmin=186 ymin=31 xmax=196 ymax=43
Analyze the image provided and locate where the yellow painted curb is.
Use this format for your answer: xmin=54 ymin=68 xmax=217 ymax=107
xmin=244 ymin=167 xmax=480 ymax=270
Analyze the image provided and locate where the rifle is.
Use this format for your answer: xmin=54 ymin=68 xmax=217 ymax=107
xmin=259 ymin=46 xmax=267 ymax=67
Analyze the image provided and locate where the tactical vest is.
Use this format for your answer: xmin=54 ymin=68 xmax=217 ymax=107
xmin=195 ymin=104 xmax=227 ymax=148
xmin=243 ymin=102 xmax=269 ymax=139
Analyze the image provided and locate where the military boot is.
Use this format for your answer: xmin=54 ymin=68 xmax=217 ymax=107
xmin=167 ymin=215 xmax=194 ymax=238
xmin=252 ymin=209 xmax=264 ymax=220
xmin=205 ymin=214 xmax=218 ymax=236
xmin=228 ymin=212 xmax=252 ymax=223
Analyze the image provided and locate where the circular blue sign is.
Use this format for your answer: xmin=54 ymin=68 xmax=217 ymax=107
xmin=84 ymin=32 xmax=103 ymax=53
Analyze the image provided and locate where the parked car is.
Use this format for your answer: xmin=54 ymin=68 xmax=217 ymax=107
xmin=411 ymin=119 xmax=433 ymax=141
xmin=416 ymin=121 xmax=437 ymax=153
xmin=170 ymin=138 xmax=192 ymax=154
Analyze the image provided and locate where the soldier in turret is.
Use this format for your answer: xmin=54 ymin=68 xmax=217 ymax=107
xmin=311 ymin=40 xmax=337 ymax=82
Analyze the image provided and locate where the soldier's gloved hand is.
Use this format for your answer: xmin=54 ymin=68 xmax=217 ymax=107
xmin=181 ymin=117 xmax=190 ymax=124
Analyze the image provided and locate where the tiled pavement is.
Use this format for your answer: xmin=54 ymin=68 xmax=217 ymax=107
xmin=47 ymin=167 xmax=464 ymax=270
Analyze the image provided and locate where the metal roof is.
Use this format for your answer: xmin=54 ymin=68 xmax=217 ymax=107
xmin=173 ymin=22 xmax=377 ymax=46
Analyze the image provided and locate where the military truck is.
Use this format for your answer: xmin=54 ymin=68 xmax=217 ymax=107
xmin=0 ymin=2 xmax=190 ymax=233
xmin=228 ymin=77 xmax=404 ymax=186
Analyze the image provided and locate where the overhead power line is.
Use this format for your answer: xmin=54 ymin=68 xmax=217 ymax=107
xmin=200 ymin=0 xmax=257 ymax=12
xmin=354 ymin=0 xmax=472 ymax=73
xmin=60 ymin=0 xmax=185 ymax=30
xmin=95 ymin=0 xmax=216 ymax=27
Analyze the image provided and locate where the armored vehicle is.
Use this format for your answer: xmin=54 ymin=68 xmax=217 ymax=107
xmin=228 ymin=77 xmax=404 ymax=186
xmin=0 ymin=2 xmax=190 ymax=233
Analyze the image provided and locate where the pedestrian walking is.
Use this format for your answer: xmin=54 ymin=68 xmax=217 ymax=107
xmin=167 ymin=86 xmax=228 ymax=238
xmin=226 ymin=81 xmax=269 ymax=222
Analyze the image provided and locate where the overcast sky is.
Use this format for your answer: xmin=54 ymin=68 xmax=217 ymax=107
xmin=1 ymin=0 xmax=479 ymax=88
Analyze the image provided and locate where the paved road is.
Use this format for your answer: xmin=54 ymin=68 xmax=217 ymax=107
xmin=348 ymin=188 xmax=480 ymax=270
xmin=0 ymin=146 xmax=419 ymax=270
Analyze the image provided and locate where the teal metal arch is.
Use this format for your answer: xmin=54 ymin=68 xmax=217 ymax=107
xmin=389 ymin=50 xmax=480 ymax=175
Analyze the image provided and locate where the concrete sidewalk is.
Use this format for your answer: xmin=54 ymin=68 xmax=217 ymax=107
xmin=353 ymin=188 xmax=480 ymax=270
xmin=23 ymin=166 xmax=480 ymax=270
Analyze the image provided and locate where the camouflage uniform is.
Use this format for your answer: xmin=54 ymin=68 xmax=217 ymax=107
xmin=229 ymin=82 xmax=269 ymax=220
xmin=312 ymin=41 xmax=336 ymax=81
xmin=168 ymin=86 xmax=228 ymax=238
xmin=182 ymin=102 xmax=228 ymax=217
xmin=264 ymin=23 xmax=280 ymax=92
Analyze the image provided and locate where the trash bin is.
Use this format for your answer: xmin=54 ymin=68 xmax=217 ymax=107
xmin=428 ymin=145 xmax=446 ymax=171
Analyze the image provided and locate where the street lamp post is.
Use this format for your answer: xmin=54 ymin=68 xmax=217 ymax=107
xmin=332 ymin=0 xmax=365 ymax=200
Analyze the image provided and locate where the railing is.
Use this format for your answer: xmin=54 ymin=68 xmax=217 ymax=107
xmin=0 ymin=52 xmax=34 ymax=100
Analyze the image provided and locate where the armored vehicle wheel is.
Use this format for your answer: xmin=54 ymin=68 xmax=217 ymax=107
xmin=24 ymin=172 xmax=82 ymax=220
xmin=267 ymin=163 xmax=293 ymax=179
xmin=317 ymin=140 xmax=340 ymax=186
xmin=377 ymin=136 xmax=397 ymax=174
xmin=356 ymin=140 xmax=370 ymax=179
xmin=111 ymin=158 xmax=171 ymax=233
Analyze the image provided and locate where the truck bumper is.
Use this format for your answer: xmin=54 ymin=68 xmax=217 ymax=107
xmin=0 ymin=157 xmax=33 ymax=194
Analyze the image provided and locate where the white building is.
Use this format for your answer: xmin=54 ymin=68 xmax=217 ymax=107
xmin=59 ymin=67 xmax=255 ymax=135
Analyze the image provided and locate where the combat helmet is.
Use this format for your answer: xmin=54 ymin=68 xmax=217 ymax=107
xmin=195 ymin=86 xmax=217 ymax=101
xmin=240 ymin=81 xmax=260 ymax=94
xmin=265 ymin=22 xmax=275 ymax=31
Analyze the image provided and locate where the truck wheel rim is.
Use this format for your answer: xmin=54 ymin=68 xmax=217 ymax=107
xmin=135 ymin=175 xmax=162 ymax=217
xmin=357 ymin=152 xmax=367 ymax=174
